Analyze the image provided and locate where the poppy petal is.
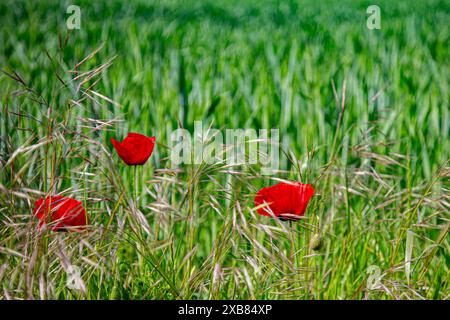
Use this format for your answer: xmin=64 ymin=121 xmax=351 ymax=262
xmin=254 ymin=182 xmax=315 ymax=221
xmin=33 ymin=196 xmax=88 ymax=232
xmin=110 ymin=133 xmax=156 ymax=165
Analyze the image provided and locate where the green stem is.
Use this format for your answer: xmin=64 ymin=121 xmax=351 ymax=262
xmin=289 ymin=221 xmax=300 ymax=297
xmin=133 ymin=165 xmax=138 ymax=207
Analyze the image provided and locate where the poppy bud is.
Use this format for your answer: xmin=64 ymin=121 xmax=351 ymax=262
xmin=310 ymin=233 xmax=323 ymax=251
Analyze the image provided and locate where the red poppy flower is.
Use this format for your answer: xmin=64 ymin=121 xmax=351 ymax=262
xmin=33 ymin=196 xmax=88 ymax=231
xmin=254 ymin=181 xmax=315 ymax=221
xmin=110 ymin=132 xmax=156 ymax=165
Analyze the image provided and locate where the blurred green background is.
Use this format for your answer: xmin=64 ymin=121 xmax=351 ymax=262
xmin=1 ymin=0 xmax=448 ymax=173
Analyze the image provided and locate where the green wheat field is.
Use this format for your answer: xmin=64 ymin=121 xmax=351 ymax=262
xmin=0 ymin=0 xmax=449 ymax=300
